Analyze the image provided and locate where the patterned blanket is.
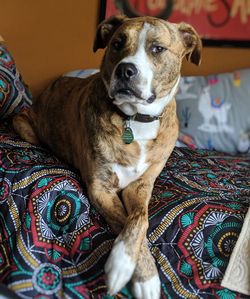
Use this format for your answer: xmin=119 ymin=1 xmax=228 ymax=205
xmin=0 ymin=123 xmax=249 ymax=299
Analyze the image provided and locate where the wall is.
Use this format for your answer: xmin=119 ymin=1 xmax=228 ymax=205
xmin=182 ymin=46 xmax=250 ymax=75
xmin=0 ymin=0 xmax=249 ymax=96
xmin=0 ymin=0 xmax=103 ymax=96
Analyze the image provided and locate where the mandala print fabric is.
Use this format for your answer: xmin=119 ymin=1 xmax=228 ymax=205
xmin=0 ymin=123 xmax=249 ymax=299
xmin=0 ymin=44 xmax=32 ymax=119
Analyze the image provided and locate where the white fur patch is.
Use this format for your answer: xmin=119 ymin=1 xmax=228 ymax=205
xmin=127 ymin=119 xmax=160 ymax=140
xmin=121 ymin=23 xmax=154 ymax=101
xmin=112 ymin=140 xmax=149 ymax=189
xmin=110 ymin=23 xmax=154 ymax=113
xmin=112 ymin=116 xmax=160 ymax=189
xmin=105 ymin=240 xmax=136 ymax=295
xmin=132 ymin=274 xmax=161 ymax=299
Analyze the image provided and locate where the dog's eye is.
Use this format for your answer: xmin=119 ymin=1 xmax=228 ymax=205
xmin=151 ymin=45 xmax=166 ymax=54
xmin=112 ymin=40 xmax=123 ymax=51
xmin=112 ymin=34 xmax=126 ymax=51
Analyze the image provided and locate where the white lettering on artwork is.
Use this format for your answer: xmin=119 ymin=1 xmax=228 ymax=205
xmin=174 ymin=0 xmax=250 ymax=24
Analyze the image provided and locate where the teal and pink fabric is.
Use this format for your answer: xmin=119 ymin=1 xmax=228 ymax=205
xmin=0 ymin=122 xmax=249 ymax=298
xmin=0 ymin=43 xmax=32 ymax=119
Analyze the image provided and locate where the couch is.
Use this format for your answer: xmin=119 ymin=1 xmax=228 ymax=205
xmin=0 ymin=38 xmax=249 ymax=299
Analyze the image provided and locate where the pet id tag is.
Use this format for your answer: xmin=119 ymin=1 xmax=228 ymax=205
xmin=122 ymin=126 xmax=134 ymax=144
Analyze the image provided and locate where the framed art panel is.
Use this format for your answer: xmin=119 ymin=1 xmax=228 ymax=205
xmin=100 ymin=0 xmax=250 ymax=47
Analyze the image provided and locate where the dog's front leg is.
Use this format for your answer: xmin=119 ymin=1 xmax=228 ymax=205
xmin=105 ymin=161 xmax=167 ymax=299
xmin=88 ymin=181 xmax=127 ymax=235
xmin=131 ymin=238 xmax=161 ymax=299
xmin=87 ymin=180 xmax=139 ymax=295
xmin=122 ymin=178 xmax=159 ymax=299
xmin=88 ymin=178 xmax=159 ymax=298
xmin=104 ymin=177 xmax=151 ymax=296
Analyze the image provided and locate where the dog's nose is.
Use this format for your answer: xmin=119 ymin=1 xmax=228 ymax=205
xmin=115 ymin=63 xmax=138 ymax=80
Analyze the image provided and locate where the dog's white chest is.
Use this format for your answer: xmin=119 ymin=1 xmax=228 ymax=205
xmin=112 ymin=120 xmax=159 ymax=189
xmin=127 ymin=120 xmax=159 ymax=140
xmin=112 ymin=140 xmax=148 ymax=189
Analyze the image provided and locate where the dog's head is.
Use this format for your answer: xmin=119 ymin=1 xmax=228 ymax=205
xmin=94 ymin=15 xmax=202 ymax=116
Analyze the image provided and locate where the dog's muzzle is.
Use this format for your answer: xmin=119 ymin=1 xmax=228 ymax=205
xmin=110 ymin=62 xmax=156 ymax=103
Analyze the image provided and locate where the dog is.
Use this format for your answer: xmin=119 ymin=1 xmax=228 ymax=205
xmin=13 ymin=15 xmax=202 ymax=299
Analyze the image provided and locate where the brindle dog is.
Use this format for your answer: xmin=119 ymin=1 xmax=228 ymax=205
xmin=13 ymin=15 xmax=201 ymax=299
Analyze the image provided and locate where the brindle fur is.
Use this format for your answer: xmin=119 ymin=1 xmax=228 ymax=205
xmin=13 ymin=15 xmax=201 ymax=297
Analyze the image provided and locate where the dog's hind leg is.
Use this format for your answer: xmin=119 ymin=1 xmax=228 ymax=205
xmin=13 ymin=110 xmax=40 ymax=145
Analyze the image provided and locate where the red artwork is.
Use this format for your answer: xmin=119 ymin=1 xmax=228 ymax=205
xmin=105 ymin=0 xmax=250 ymax=44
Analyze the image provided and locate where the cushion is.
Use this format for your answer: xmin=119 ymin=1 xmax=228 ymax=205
xmin=64 ymin=69 xmax=99 ymax=78
xmin=0 ymin=41 xmax=32 ymax=119
xmin=176 ymin=69 xmax=250 ymax=154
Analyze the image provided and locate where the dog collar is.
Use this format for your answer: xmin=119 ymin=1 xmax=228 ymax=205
xmin=112 ymin=107 xmax=160 ymax=143
xmin=121 ymin=114 xmax=160 ymax=144
xmin=113 ymin=105 xmax=160 ymax=123
xmin=125 ymin=113 xmax=160 ymax=123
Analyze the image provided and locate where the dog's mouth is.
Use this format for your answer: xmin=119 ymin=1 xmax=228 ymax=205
xmin=110 ymin=86 xmax=155 ymax=104
xmin=116 ymin=88 xmax=141 ymax=99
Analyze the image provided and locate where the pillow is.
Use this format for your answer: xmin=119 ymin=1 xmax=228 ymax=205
xmin=64 ymin=69 xmax=99 ymax=78
xmin=176 ymin=69 xmax=250 ymax=154
xmin=0 ymin=40 xmax=32 ymax=119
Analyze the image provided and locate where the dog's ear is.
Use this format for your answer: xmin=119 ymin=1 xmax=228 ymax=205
xmin=93 ymin=15 xmax=127 ymax=52
xmin=178 ymin=23 xmax=202 ymax=66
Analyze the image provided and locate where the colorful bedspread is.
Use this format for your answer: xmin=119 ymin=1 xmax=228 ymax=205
xmin=0 ymin=123 xmax=249 ymax=299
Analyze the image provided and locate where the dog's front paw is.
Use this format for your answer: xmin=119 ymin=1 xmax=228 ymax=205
xmin=132 ymin=274 xmax=161 ymax=299
xmin=105 ymin=239 xmax=136 ymax=295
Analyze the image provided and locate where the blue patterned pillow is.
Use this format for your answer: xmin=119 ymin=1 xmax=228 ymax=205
xmin=176 ymin=69 xmax=250 ymax=154
xmin=0 ymin=42 xmax=32 ymax=119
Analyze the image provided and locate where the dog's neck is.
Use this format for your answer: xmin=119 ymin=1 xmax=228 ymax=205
xmin=113 ymin=108 xmax=160 ymax=123
xmin=108 ymin=77 xmax=180 ymax=143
